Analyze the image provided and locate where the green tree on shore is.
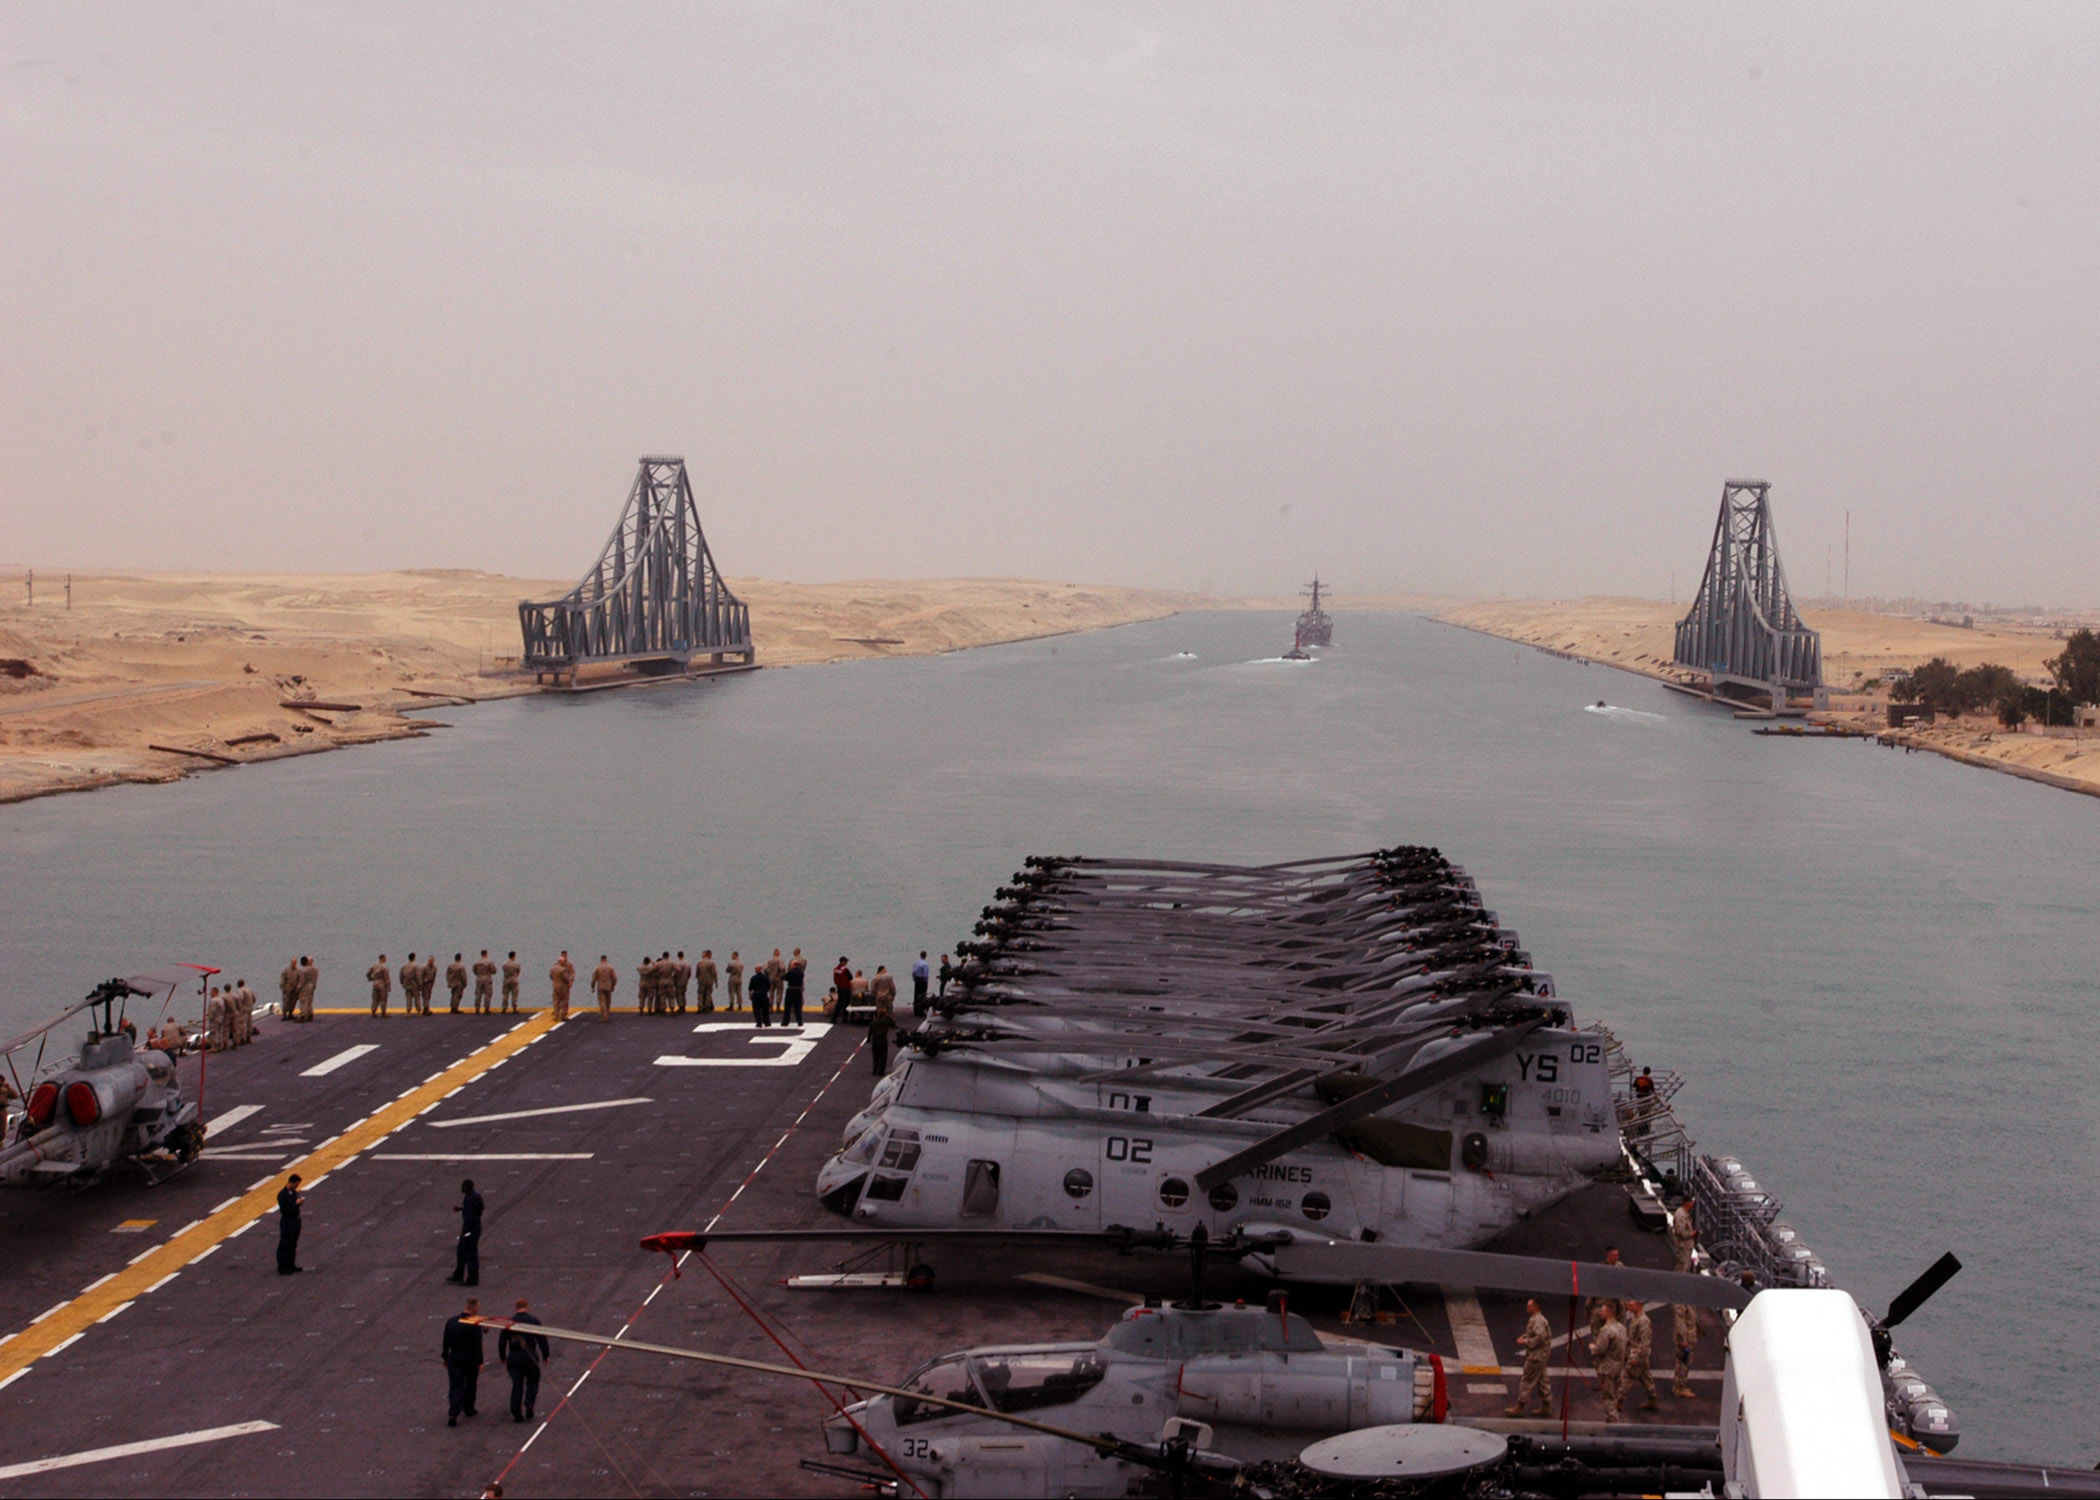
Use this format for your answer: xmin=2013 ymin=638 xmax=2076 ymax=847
xmin=2046 ymin=628 xmax=2100 ymax=707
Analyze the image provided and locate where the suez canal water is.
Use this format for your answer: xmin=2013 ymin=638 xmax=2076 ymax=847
xmin=2 ymin=609 xmax=2095 ymax=1464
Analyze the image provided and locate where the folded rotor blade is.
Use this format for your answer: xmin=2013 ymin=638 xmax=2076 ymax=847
xmin=1884 ymin=1251 xmax=1961 ymax=1329
xmin=1192 ymin=1017 xmax=1540 ymax=1194
xmin=1264 ymin=1239 xmax=1752 ymax=1311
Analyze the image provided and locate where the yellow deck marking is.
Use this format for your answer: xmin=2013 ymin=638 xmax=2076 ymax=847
xmin=310 ymin=1007 xmax=541 ymax=1015
xmin=0 ymin=1011 xmax=560 ymax=1384
xmin=110 ymin=1220 xmax=156 ymax=1234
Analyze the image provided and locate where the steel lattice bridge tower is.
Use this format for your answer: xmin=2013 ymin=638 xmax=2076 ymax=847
xmin=1672 ymin=479 xmax=1821 ymax=711
xmin=518 ymin=457 xmax=754 ymax=686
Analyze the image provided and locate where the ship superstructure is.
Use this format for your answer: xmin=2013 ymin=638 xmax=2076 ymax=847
xmin=1295 ymin=576 xmax=1334 ymax=647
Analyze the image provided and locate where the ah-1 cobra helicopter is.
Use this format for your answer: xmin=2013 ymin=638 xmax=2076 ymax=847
xmin=471 ymin=1236 xmax=1982 ymax=1500
xmin=814 ymin=849 xmax=1632 ymax=1275
xmin=0 ymin=968 xmax=214 ymax=1186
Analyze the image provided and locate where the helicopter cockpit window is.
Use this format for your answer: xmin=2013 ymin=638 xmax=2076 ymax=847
xmin=894 ymin=1356 xmax=982 ymax=1425
xmin=877 ymin=1130 xmax=921 ymax=1171
xmin=968 ymin=1351 xmax=1107 ymax=1414
xmin=843 ymin=1130 xmax=883 ymax=1167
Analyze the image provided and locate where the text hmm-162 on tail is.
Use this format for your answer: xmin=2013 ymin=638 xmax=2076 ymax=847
xmin=1 ymin=969 xmax=213 ymax=1187
xmin=814 ymin=849 xmax=1624 ymax=1272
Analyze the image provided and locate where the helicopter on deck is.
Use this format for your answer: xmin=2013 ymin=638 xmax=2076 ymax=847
xmin=814 ymin=1292 xmax=1432 ymax=1497
xmin=469 ymin=1237 xmax=1984 ymax=1500
xmin=468 ymin=1237 xmax=1992 ymax=1500
xmin=812 ymin=851 xmax=1627 ymax=1278
xmin=1 ymin=969 xmax=213 ymax=1187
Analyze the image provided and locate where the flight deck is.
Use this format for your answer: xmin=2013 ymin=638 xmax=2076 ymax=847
xmin=0 ymin=1008 xmax=1729 ymax=1498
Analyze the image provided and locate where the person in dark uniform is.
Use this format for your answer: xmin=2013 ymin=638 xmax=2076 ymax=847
xmin=276 ymin=1173 xmax=304 ymax=1274
xmin=832 ymin=957 xmax=853 ymax=1017
xmin=783 ymin=950 xmax=806 ymax=1026
xmin=937 ymin=953 xmax=954 ymax=998
xmin=441 ymin=1296 xmax=485 ymax=1426
xmin=748 ymin=964 xmax=772 ymax=1028
xmin=868 ymin=979 xmax=896 ymax=1076
xmin=498 ymin=1297 xmax=550 ymax=1423
xmin=449 ymin=1178 xmax=484 ymax=1285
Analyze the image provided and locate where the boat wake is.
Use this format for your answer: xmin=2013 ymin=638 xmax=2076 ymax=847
xmin=1583 ymin=702 xmax=1666 ymax=723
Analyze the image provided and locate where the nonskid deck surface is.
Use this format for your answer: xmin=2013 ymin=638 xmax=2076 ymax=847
xmin=0 ymin=1014 xmax=1722 ymax=1497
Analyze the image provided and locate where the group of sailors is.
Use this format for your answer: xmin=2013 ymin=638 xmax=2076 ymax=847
xmin=363 ymin=951 xmax=525 ymax=1018
xmin=1508 ymin=1199 xmax=1706 ymax=1424
xmin=338 ymin=947 xmax=945 ymax=1035
xmin=202 ymin=979 xmax=263 ymax=1051
xmin=171 ymin=945 xmax=947 ymax=1047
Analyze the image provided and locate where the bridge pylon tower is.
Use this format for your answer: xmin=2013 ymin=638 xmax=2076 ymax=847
xmin=519 ymin=456 xmax=754 ymax=686
xmin=1672 ymin=479 xmax=1820 ymax=711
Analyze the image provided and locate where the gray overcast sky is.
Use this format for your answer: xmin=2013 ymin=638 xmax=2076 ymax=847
xmin=4 ymin=4 xmax=2096 ymax=603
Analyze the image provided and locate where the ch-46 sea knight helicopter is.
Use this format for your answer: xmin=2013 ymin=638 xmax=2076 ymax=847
xmin=0 ymin=968 xmax=213 ymax=1186
xmin=812 ymin=849 xmax=1639 ymax=1273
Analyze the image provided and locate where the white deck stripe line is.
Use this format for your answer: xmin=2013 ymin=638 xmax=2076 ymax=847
xmin=506 ymin=1032 xmax=862 ymax=1483
xmin=26 ymin=1302 xmax=67 ymax=1326
xmin=94 ymin=1301 xmax=132 ymax=1325
xmin=209 ymin=1197 xmax=239 ymax=1213
xmin=427 ymin=1098 xmax=654 ymax=1129
xmin=1441 ymin=1285 xmax=1501 ymax=1373
xmin=202 ymin=1104 xmax=263 ymax=1139
xmin=301 ymin=1044 xmax=379 ymax=1077
xmin=0 ymin=1369 xmax=26 ymax=1391
xmin=143 ymin=1274 xmax=177 ymax=1295
xmin=78 ymin=1274 xmax=115 ymax=1296
xmin=372 ymin=1153 xmax=594 ymax=1162
xmin=44 ymin=1333 xmax=83 ymax=1357
xmin=0 ymin=1421 xmax=281 ymax=1480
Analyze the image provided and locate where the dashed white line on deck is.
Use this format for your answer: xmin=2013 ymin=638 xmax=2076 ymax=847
xmin=0 ymin=1421 xmax=281 ymax=1480
xmin=202 ymin=1104 xmax=263 ymax=1139
xmin=300 ymin=1044 xmax=379 ymax=1077
xmin=427 ymin=1098 xmax=653 ymax=1129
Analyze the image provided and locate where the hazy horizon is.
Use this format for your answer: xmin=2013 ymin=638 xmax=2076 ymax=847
xmin=5 ymin=5 xmax=2097 ymax=604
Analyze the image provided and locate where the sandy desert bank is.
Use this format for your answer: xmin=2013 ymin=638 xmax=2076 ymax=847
xmin=0 ymin=572 xmax=1202 ymax=804
xmin=1439 ymin=596 xmax=2100 ymax=798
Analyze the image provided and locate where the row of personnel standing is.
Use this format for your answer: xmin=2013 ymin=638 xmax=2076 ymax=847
xmin=362 ymin=952 xmax=526 ymax=1017
xmin=547 ymin=949 xmax=807 ymax=1022
xmin=344 ymin=948 xmax=913 ymax=1025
